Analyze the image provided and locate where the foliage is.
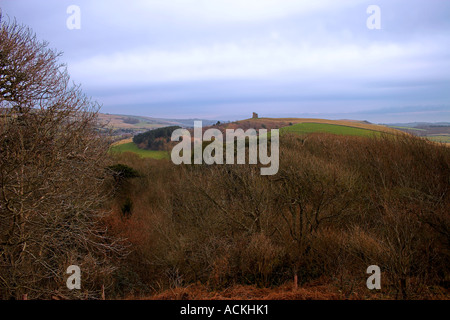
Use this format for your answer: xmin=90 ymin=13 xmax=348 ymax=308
xmin=123 ymin=117 xmax=140 ymax=124
xmin=110 ymin=142 xmax=169 ymax=159
xmin=133 ymin=126 xmax=181 ymax=151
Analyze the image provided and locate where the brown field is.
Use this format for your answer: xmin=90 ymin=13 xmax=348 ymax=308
xmin=111 ymin=137 xmax=133 ymax=146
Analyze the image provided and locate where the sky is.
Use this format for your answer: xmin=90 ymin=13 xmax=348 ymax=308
xmin=1 ymin=0 xmax=449 ymax=122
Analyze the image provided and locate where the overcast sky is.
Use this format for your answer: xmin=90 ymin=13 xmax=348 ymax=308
xmin=1 ymin=0 xmax=449 ymax=122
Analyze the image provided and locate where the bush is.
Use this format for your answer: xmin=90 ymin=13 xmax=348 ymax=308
xmin=109 ymin=132 xmax=450 ymax=299
xmin=0 ymin=15 xmax=126 ymax=299
xmin=133 ymin=126 xmax=181 ymax=150
xmin=123 ymin=117 xmax=140 ymax=124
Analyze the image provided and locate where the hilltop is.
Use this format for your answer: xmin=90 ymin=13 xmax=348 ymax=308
xmin=98 ymin=112 xmax=218 ymax=140
xmin=208 ymin=117 xmax=402 ymax=135
xmin=109 ymin=116 xmax=407 ymax=159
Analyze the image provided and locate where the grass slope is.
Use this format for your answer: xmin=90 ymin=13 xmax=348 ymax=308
xmin=281 ymin=122 xmax=382 ymax=137
xmin=110 ymin=142 xmax=169 ymax=159
xmin=219 ymin=117 xmax=402 ymax=135
xmin=109 ymin=118 xmax=403 ymax=159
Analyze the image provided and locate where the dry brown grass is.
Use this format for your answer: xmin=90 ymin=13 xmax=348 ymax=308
xmin=135 ymin=282 xmax=343 ymax=300
xmin=108 ymin=132 xmax=449 ymax=300
xmin=111 ymin=137 xmax=133 ymax=146
xmin=128 ymin=278 xmax=449 ymax=300
xmin=131 ymin=280 xmax=449 ymax=300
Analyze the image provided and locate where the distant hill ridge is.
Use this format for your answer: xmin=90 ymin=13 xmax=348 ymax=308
xmin=207 ymin=117 xmax=402 ymax=135
xmin=98 ymin=113 xmax=218 ymax=129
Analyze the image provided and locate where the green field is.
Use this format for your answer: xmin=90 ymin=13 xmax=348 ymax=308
xmin=110 ymin=142 xmax=169 ymax=159
xmin=280 ymin=122 xmax=382 ymax=137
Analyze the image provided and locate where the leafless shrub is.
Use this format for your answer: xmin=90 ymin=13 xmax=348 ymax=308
xmin=108 ymin=121 xmax=449 ymax=299
xmin=0 ymin=15 xmax=126 ymax=299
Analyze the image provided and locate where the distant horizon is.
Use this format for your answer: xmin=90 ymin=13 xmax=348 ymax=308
xmin=101 ymin=107 xmax=450 ymax=125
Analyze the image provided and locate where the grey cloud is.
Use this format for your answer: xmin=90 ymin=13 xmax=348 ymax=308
xmin=1 ymin=0 xmax=449 ymax=122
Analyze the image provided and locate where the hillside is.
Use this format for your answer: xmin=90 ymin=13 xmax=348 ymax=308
xmin=98 ymin=113 xmax=218 ymax=140
xmin=281 ymin=122 xmax=383 ymax=137
xmin=110 ymin=138 xmax=169 ymax=159
xmin=207 ymin=117 xmax=403 ymax=136
xmin=132 ymin=126 xmax=181 ymax=151
xmin=109 ymin=117 xmax=407 ymax=159
xmin=110 ymin=130 xmax=450 ymax=300
xmin=385 ymin=122 xmax=450 ymax=144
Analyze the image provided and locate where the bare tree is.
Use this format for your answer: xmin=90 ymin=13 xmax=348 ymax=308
xmin=271 ymin=134 xmax=358 ymax=284
xmin=0 ymin=14 xmax=125 ymax=299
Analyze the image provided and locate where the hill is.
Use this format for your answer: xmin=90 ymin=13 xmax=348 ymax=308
xmin=280 ymin=122 xmax=383 ymax=137
xmin=98 ymin=112 xmax=219 ymax=140
xmin=109 ymin=129 xmax=450 ymax=300
xmin=207 ymin=117 xmax=403 ymax=136
xmin=385 ymin=122 xmax=450 ymax=144
xmin=110 ymin=139 xmax=169 ymax=159
xmin=109 ymin=117 xmax=407 ymax=159
xmin=132 ymin=126 xmax=181 ymax=151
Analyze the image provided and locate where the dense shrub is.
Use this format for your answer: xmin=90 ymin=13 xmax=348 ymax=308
xmin=108 ymin=133 xmax=450 ymax=299
xmin=133 ymin=126 xmax=181 ymax=150
xmin=123 ymin=117 xmax=140 ymax=124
